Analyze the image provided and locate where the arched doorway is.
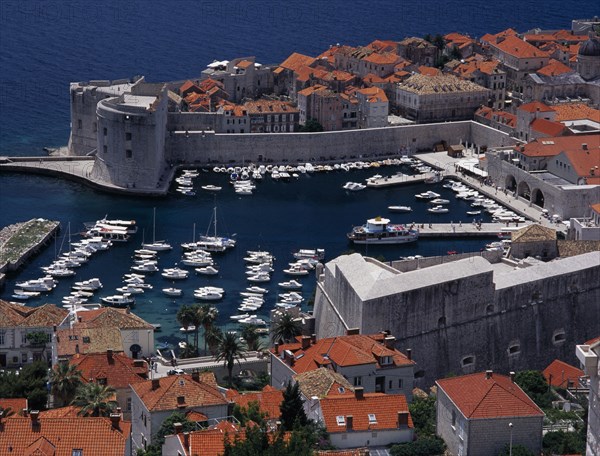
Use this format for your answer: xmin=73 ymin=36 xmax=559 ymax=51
xmin=517 ymin=181 xmax=531 ymax=200
xmin=505 ymin=175 xmax=517 ymax=191
xmin=531 ymin=188 xmax=545 ymax=207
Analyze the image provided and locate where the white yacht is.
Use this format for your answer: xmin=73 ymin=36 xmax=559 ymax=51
xmin=428 ymin=205 xmax=449 ymax=214
xmin=72 ymin=278 xmax=103 ymax=291
xmin=415 ymin=191 xmax=441 ymax=200
xmin=131 ymin=262 xmax=159 ymax=273
xmin=163 ymin=287 xmax=183 ymax=297
xmin=278 ymin=280 xmax=302 ymax=290
xmin=388 ymin=205 xmax=412 ymax=213
xmin=161 ymin=267 xmax=189 ymax=280
xmin=283 ymin=266 xmax=309 ymax=276
xmin=193 ymin=290 xmax=223 ymax=301
xmin=246 ymin=286 xmax=268 ymax=294
xmin=116 ymin=285 xmax=145 ymax=294
xmin=429 ymin=198 xmax=450 ymax=205
xmin=195 ymin=265 xmax=219 ymax=275
xmin=293 ymin=249 xmax=325 ymax=261
xmin=201 ymin=185 xmax=222 ymax=191
xmin=247 ymin=273 xmax=271 ymax=283
xmin=101 ymin=294 xmax=135 ymax=307
xmin=16 ymin=276 xmax=56 ymax=292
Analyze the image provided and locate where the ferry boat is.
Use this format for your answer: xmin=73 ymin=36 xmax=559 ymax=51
xmin=347 ymin=217 xmax=419 ymax=245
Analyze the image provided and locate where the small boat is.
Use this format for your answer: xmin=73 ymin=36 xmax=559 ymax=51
xmin=101 ymin=294 xmax=135 ymax=307
xmin=246 ymin=286 xmax=268 ymax=294
xmin=196 ymin=265 xmax=219 ymax=275
xmin=180 ymin=325 xmax=196 ymax=333
xmin=142 ymin=208 xmax=172 ymax=251
xmin=132 ymin=262 xmax=159 ymax=273
xmin=247 ymin=273 xmax=271 ymax=283
xmin=388 ymin=205 xmax=412 ymax=213
xmin=466 ymin=210 xmax=482 ymax=216
xmin=230 ymin=313 xmax=250 ymax=320
xmin=428 ymin=205 xmax=449 ymax=214
xmin=283 ymin=266 xmax=309 ymax=276
xmin=193 ymin=290 xmax=223 ymax=301
xmin=429 ymin=198 xmax=450 ymax=205
xmin=161 ymin=268 xmax=189 ymax=280
xmin=279 ymin=280 xmax=302 ymax=290
xmin=116 ymin=285 xmax=145 ymax=294
xmin=201 ymin=185 xmax=222 ymax=191
xmin=238 ymin=316 xmax=267 ymax=326
xmin=347 ymin=217 xmax=419 ymax=245
xmin=240 ymin=291 xmax=264 ymax=298
xmin=11 ymin=292 xmax=33 ymax=301
xmin=415 ymin=191 xmax=440 ymax=200
xmin=163 ymin=287 xmax=183 ymax=297
xmin=293 ymin=249 xmax=325 ymax=261
xmin=16 ymin=276 xmax=56 ymax=292
xmin=44 ymin=267 xmax=76 ymax=278
xmin=178 ymin=341 xmax=188 ymax=349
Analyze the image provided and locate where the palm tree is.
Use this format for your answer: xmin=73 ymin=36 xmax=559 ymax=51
xmin=271 ymin=313 xmax=302 ymax=344
xmin=241 ymin=325 xmax=263 ymax=352
xmin=71 ymin=382 xmax=118 ymax=417
xmin=205 ymin=326 xmax=223 ymax=356
xmin=214 ymin=332 xmax=246 ymax=388
xmin=50 ymin=362 xmax=82 ymax=407
xmin=177 ymin=305 xmax=196 ymax=346
xmin=198 ymin=304 xmax=219 ymax=354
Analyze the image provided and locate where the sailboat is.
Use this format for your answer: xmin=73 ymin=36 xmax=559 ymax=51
xmin=183 ymin=206 xmax=236 ymax=252
xmin=142 ymin=208 xmax=172 ymax=251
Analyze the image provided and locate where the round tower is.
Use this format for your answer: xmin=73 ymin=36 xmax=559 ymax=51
xmin=577 ymin=34 xmax=600 ymax=81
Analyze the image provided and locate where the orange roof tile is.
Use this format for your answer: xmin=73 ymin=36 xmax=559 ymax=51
xmin=553 ymin=104 xmax=600 ymax=122
xmin=418 ymin=65 xmax=441 ymax=76
xmin=57 ymin=326 xmax=124 ymax=357
xmin=530 ymin=118 xmax=569 ymax=137
xmin=185 ymin=410 xmax=208 ymax=422
xmin=242 ymin=99 xmax=298 ymax=115
xmin=279 ymin=52 xmax=316 ymax=72
xmin=0 ymin=416 xmax=130 ymax=456
xmin=592 ymin=204 xmax=600 ymax=216
xmin=519 ymin=101 xmax=554 ymax=113
xmin=131 ymin=373 xmax=227 ymax=412
xmin=226 ymin=385 xmax=283 ymax=419
xmin=0 ymin=398 xmax=27 ymax=415
xmin=180 ymin=80 xmax=202 ymax=95
xmin=75 ymin=307 xmax=154 ymax=330
xmin=445 ymin=33 xmax=474 ymax=45
xmin=357 ymin=86 xmax=388 ymax=103
xmin=39 ymin=406 xmax=81 ymax=418
xmin=235 ymin=60 xmax=254 ymax=70
xmin=475 ymin=106 xmax=517 ymax=128
xmin=585 ymin=335 xmax=600 ymax=346
xmin=362 ymin=52 xmax=401 ymax=65
xmin=562 ymin=147 xmax=600 ymax=181
xmin=523 ymin=30 xmax=589 ymax=44
xmin=436 ymin=372 xmax=544 ymax=419
xmin=543 ymin=359 xmax=584 ymax=388
xmin=320 ymin=393 xmax=413 ymax=433
xmin=0 ymin=301 xmax=68 ymax=328
xmin=70 ymin=352 xmax=148 ymax=389
xmin=494 ymin=35 xmax=548 ymax=59
xmin=366 ymin=40 xmax=398 ymax=53
xmin=481 ymin=28 xmax=519 ymax=44
xmin=517 ymin=135 xmax=599 ymax=158
xmin=537 ymin=59 xmax=574 ymax=77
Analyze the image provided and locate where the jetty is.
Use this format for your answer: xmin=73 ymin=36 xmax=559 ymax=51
xmin=414 ymin=222 xmax=527 ymax=238
xmin=0 ymin=219 xmax=60 ymax=287
xmin=366 ymin=172 xmax=437 ymax=188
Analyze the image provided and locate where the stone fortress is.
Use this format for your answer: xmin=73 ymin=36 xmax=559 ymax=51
xmin=313 ymin=250 xmax=600 ymax=386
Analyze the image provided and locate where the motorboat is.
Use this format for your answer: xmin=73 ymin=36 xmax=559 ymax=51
xmin=428 ymin=205 xmax=449 ymax=214
xmin=44 ymin=267 xmax=76 ymax=278
xmin=240 ymin=291 xmax=264 ymax=298
xmin=195 ymin=265 xmax=219 ymax=275
xmin=101 ymin=294 xmax=135 ymax=307
xmin=235 ymin=187 xmax=253 ymax=195
xmin=72 ymin=278 xmax=103 ymax=291
xmin=466 ymin=210 xmax=482 ymax=216
xmin=16 ymin=276 xmax=56 ymax=292
xmin=180 ymin=325 xmax=196 ymax=333
xmin=388 ymin=206 xmax=412 ymax=213
xmin=230 ymin=313 xmax=250 ymax=320
xmin=429 ymin=198 xmax=450 ymax=205
xmin=238 ymin=316 xmax=267 ymax=326
xmin=161 ymin=267 xmax=189 ymax=280
xmin=201 ymin=185 xmax=222 ymax=191
xmin=283 ymin=266 xmax=309 ymax=276
xmin=193 ymin=290 xmax=223 ymax=301
xmin=293 ymin=249 xmax=325 ymax=261
xmin=116 ymin=285 xmax=145 ymax=294
xmin=342 ymin=182 xmax=366 ymax=191
xmin=415 ymin=191 xmax=440 ymax=200
xmin=163 ymin=287 xmax=183 ymax=297
xmin=247 ymin=273 xmax=271 ymax=283
xmin=347 ymin=217 xmax=419 ymax=245
xmin=246 ymin=286 xmax=268 ymax=294
xmin=246 ymin=264 xmax=274 ymax=274
xmin=131 ymin=262 xmax=159 ymax=273
xmin=278 ymin=280 xmax=302 ymax=290
xmin=196 ymin=286 xmax=225 ymax=294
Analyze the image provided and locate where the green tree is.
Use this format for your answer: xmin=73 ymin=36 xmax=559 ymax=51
xmin=71 ymin=382 xmax=118 ymax=417
xmin=497 ymin=443 xmax=535 ymax=456
xmin=543 ymin=430 xmax=586 ymax=455
xmin=299 ymin=118 xmax=323 ymax=132
xmin=432 ymin=34 xmax=445 ymax=50
xmin=279 ymin=382 xmax=307 ymax=431
xmin=0 ymin=361 xmax=49 ymax=410
xmin=514 ymin=370 xmax=553 ymax=408
xmin=50 ymin=362 xmax=82 ymax=407
xmin=176 ymin=304 xmax=196 ymax=348
xmin=390 ymin=436 xmax=446 ymax=456
xmin=138 ymin=411 xmax=196 ymax=456
xmin=450 ymin=46 xmax=462 ymax=60
xmin=241 ymin=325 xmax=263 ymax=352
xmin=232 ymin=400 xmax=268 ymax=427
xmin=205 ymin=325 xmax=223 ymax=355
xmin=26 ymin=331 xmax=51 ymax=346
xmin=423 ymin=33 xmax=433 ymax=43
xmin=409 ymin=394 xmax=437 ymax=437
xmin=215 ymin=332 xmax=246 ymax=388
xmin=179 ymin=343 xmax=199 ymax=359
xmin=271 ymin=313 xmax=302 ymax=344
xmin=198 ymin=304 xmax=219 ymax=354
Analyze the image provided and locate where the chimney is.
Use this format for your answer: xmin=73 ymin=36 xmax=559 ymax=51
xmin=191 ymin=371 xmax=200 ymax=383
xmin=151 ymin=378 xmax=160 ymax=390
xmin=30 ymin=410 xmax=40 ymax=424
xmin=183 ymin=432 xmax=190 ymax=451
xmin=384 ymin=336 xmax=396 ymax=349
xmin=510 ymin=371 xmax=516 ymax=382
xmin=485 ymin=370 xmax=493 ymax=379
xmin=133 ymin=359 xmax=145 ymax=368
xmin=274 ymin=342 xmax=280 ymax=354
xmin=346 ymin=328 xmax=360 ymax=336
xmin=311 ymin=334 xmax=317 ymax=344
xmin=22 ymin=408 xmax=28 ymax=417
xmin=355 ymin=387 xmax=364 ymax=400
xmin=301 ymin=336 xmax=311 ymax=350
xmin=397 ymin=411 xmax=409 ymax=427
xmin=78 ymin=316 xmax=82 ymax=322
xmin=346 ymin=415 xmax=353 ymax=430
xmin=582 ymin=143 xmax=588 ymax=150
xmin=109 ymin=411 xmax=121 ymax=429
xmin=174 ymin=422 xmax=183 ymax=434
xmin=107 ymin=349 xmax=113 ymax=359
xmin=406 ymin=348 xmax=412 ymax=360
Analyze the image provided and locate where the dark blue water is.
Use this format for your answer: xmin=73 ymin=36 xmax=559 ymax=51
xmin=0 ymin=1 xmax=593 ymax=348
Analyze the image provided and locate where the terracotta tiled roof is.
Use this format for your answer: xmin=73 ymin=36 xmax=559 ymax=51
xmin=0 ymin=398 xmax=27 ymax=415
xmin=320 ymin=393 xmax=413 ymax=433
xmin=592 ymin=203 xmax=600 ymax=214
xmin=226 ymin=385 xmax=283 ymax=419
xmin=585 ymin=335 xmax=600 ymax=346
xmin=530 ymin=118 xmax=569 ymax=137
xmin=562 ymin=147 xmax=600 ymax=181
xmin=453 ymin=58 xmax=502 ymax=77
xmin=362 ymin=52 xmax=401 ymax=65
xmin=475 ymin=106 xmax=516 ymax=128
xmin=523 ymin=30 xmax=589 ymax=44
xmin=436 ymin=372 xmax=544 ymax=419
xmin=279 ymin=52 xmax=316 ymax=72
xmin=131 ymin=373 xmax=227 ymax=412
xmin=57 ymin=326 xmax=124 ymax=357
xmin=243 ymin=99 xmax=298 ymax=115
xmin=357 ymin=86 xmax=388 ymax=103
xmin=298 ymin=84 xmax=329 ymax=97
xmin=76 ymin=307 xmax=154 ymax=330
xmin=511 ymin=224 xmax=556 ymax=243
xmin=317 ymin=449 xmax=370 ymax=456
xmin=536 ymin=59 xmax=574 ymax=77
xmin=0 ymin=416 xmax=131 ymax=456
xmin=397 ymin=73 xmax=488 ymax=95
xmin=0 ymin=301 xmax=68 ymax=328
xmin=481 ymin=28 xmax=519 ymax=44
xmin=294 ymin=367 xmax=354 ymax=399
xmin=517 ymin=135 xmax=599 ymax=158
xmin=185 ymin=410 xmax=208 ymax=422
xmin=553 ymin=104 xmax=600 ymax=122
xmin=494 ymin=35 xmax=548 ymax=59
xmin=543 ymin=359 xmax=584 ymax=388
xmin=366 ymin=40 xmax=398 ymax=53
xmin=557 ymin=240 xmax=600 ymax=258
xmin=519 ymin=101 xmax=554 ymax=113
xmin=418 ymin=65 xmax=441 ymax=76
xmin=70 ymin=352 xmax=148 ymax=389
xmin=180 ymin=80 xmax=202 ymax=95
xmin=272 ymin=334 xmax=414 ymax=375
xmin=39 ymin=406 xmax=81 ymax=418
xmin=235 ymin=60 xmax=254 ymax=70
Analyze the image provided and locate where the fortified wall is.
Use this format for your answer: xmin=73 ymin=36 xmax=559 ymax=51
xmin=313 ymin=252 xmax=600 ymax=386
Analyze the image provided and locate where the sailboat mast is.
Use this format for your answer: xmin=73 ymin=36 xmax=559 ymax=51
xmin=152 ymin=207 xmax=156 ymax=243
xmin=214 ymin=206 xmax=217 ymax=238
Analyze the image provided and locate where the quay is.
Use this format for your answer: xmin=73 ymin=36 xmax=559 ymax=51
xmin=366 ymin=172 xmax=436 ymax=188
xmin=414 ymin=222 xmax=527 ymax=238
xmin=0 ymin=219 xmax=60 ymax=288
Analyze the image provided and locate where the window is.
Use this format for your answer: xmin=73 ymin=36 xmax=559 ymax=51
xmin=0 ymin=330 xmax=5 ymax=345
xmin=389 ymin=380 xmax=393 ymax=389
xmin=553 ymin=330 xmax=566 ymax=344
xmin=368 ymin=413 xmax=377 ymax=424
xmin=461 ymin=356 xmax=475 ymax=367
xmin=451 ymin=409 xmax=456 ymax=427
xmin=508 ymin=343 xmax=520 ymax=355
xmin=127 ymin=397 xmax=132 ymax=411
xmin=398 ymin=379 xmax=403 ymax=389
xmin=126 ymin=132 xmax=132 ymax=141
xmin=77 ymin=119 xmax=82 ymax=129
xmin=126 ymin=149 xmax=133 ymax=159
xmin=380 ymin=355 xmax=392 ymax=365
xmin=72 ymin=450 xmax=83 ymax=456
xmin=22 ymin=353 xmax=28 ymax=363
xmin=103 ymin=145 xmax=107 ymax=154
xmin=82 ymin=336 xmax=90 ymax=343
xmin=103 ymin=127 xmax=107 ymax=136
xmin=22 ymin=333 xmax=28 ymax=344
xmin=353 ymin=376 xmax=362 ymax=386
xmin=336 ymin=415 xmax=345 ymax=426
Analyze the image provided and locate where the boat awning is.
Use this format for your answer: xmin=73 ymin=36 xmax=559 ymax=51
xmin=456 ymin=159 xmax=488 ymax=177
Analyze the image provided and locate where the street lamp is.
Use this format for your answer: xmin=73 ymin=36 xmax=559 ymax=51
xmin=509 ymin=422 xmax=513 ymax=456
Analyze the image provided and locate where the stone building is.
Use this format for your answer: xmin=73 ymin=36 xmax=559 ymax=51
xmin=474 ymin=106 xmax=516 ymax=135
xmin=576 ymin=335 xmax=600 ymax=456
xmin=509 ymin=224 xmax=558 ymax=260
xmin=394 ymin=74 xmax=490 ymax=123
xmin=436 ymin=371 xmax=544 ymax=456
xmin=313 ymin=252 xmax=600 ymax=385
xmin=242 ymin=99 xmax=299 ymax=133
xmin=356 ymin=87 xmax=389 ymax=128
xmin=397 ymin=37 xmax=439 ymax=66
xmin=297 ymin=85 xmax=343 ymax=131
xmin=447 ymin=57 xmax=507 ymax=109
xmin=577 ymin=35 xmax=600 ymax=81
